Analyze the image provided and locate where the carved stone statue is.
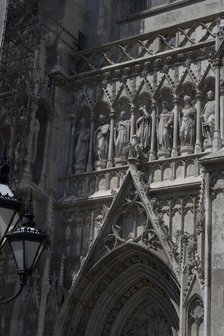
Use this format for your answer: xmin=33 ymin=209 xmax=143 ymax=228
xmin=31 ymin=117 xmax=40 ymax=164
xmin=94 ymin=114 xmax=110 ymax=169
xmin=127 ymin=135 xmax=143 ymax=163
xmin=114 ymin=111 xmax=130 ymax=162
xmin=136 ymin=106 xmax=150 ymax=150
xmin=201 ymin=90 xmax=215 ymax=144
xmin=179 ymin=95 xmax=196 ymax=152
xmin=74 ymin=118 xmax=90 ymax=174
xmin=157 ymin=101 xmax=173 ymax=155
xmin=94 ymin=214 xmax=103 ymax=236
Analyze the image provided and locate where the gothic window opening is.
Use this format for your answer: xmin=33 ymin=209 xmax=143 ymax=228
xmin=187 ymin=296 xmax=204 ymax=336
xmin=129 ymin=0 xmax=148 ymax=14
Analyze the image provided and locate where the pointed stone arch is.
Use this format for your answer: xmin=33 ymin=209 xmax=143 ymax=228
xmin=186 ymin=294 xmax=204 ymax=336
xmin=113 ymin=83 xmax=132 ymax=108
xmin=134 ymin=78 xmax=153 ymax=104
xmin=176 ymin=68 xmax=198 ymax=95
xmin=57 ymin=243 xmax=180 ymax=336
xmin=75 ymin=91 xmax=93 ymax=112
xmin=198 ymin=63 xmax=215 ymax=91
xmin=113 ymin=96 xmax=131 ymax=120
xmin=55 ymin=169 xmax=181 ymax=335
xmin=155 ymin=74 xmax=175 ymax=97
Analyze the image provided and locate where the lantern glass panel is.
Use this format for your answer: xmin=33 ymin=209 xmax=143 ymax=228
xmin=24 ymin=240 xmax=41 ymax=270
xmin=33 ymin=243 xmax=45 ymax=269
xmin=10 ymin=240 xmax=24 ymax=270
xmin=0 ymin=208 xmax=15 ymax=239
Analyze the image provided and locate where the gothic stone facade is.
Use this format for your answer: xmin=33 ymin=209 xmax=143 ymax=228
xmin=1 ymin=0 xmax=224 ymax=335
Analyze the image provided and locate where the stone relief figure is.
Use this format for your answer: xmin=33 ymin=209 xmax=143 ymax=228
xmin=114 ymin=111 xmax=130 ymax=162
xmin=94 ymin=213 xmax=104 ymax=236
xmin=179 ymin=95 xmax=196 ymax=150
xmin=94 ymin=114 xmax=110 ymax=169
xmin=157 ymin=101 xmax=173 ymax=152
xmin=201 ymin=90 xmax=215 ymax=144
xmin=31 ymin=117 xmax=40 ymax=164
xmin=74 ymin=118 xmax=90 ymax=174
xmin=136 ymin=106 xmax=151 ymax=150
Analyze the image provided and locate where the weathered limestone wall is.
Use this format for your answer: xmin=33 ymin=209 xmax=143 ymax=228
xmin=211 ymin=175 xmax=224 ymax=336
xmin=77 ymin=0 xmax=224 ymax=48
xmin=119 ymin=0 xmax=224 ymax=40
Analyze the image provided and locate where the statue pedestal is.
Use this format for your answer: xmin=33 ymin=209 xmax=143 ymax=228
xmin=95 ymin=160 xmax=107 ymax=171
xmin=128 ymin=157 xmax=140 ymax=166
xmin=204 ymin=139 xmax=212 ymax=152
xmin=158 ymin=149 xmax=170 ymax=159
xmin=115 ymin=157 xmax=127 ymax=166
xmin=180 ymin=145 xmax=193 ymax=156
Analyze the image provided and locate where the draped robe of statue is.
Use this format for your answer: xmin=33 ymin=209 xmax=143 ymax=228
xmin=157 ymin=102 xmax=173 ymax=150
xmin=114 ymin=112 xmax=130 ymax=158
xmin=136 ymin=106 xmax=150 ymax=150
xmin=94 ymin=116 xmax=110 ymax=161
xmin=202 ymin=91 xmax=215 ymax=141
xmin=179 ymin=96 xmax=196 ymax=147
xmin=74 ymin=119 xmax=90 ymax=173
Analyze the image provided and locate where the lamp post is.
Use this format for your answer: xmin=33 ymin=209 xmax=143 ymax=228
xmin=0 ymin=145 xmax=49 ymax=304
xmin=0 ymin=145 xmax=22 ymax=248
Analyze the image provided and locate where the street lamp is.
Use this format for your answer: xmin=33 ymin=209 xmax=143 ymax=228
xmin=0 ymin=146 xmax=49 ymax=304
xmin=0 ymin=145 xmax=22 ymax=248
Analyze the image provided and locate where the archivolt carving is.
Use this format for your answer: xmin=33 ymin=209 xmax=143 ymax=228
xmin=101 ymin=279 xmax=167 ymax=336
xmin=71 ymin=248 xmax=179 ymax=336
xmin=124 ymin=302 xmax=174 ymax=336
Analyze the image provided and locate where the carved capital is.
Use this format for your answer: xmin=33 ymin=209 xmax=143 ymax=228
xmin=130 ymin=103 xmax=135 ymax=113
xmin=173 ymin=95 xmax=180 ymax=105
xmin=212 ymin=57 xmax=222 ymax=68
xmin=220 ymin=79 xmax=224 ymax=95
xmin=151 ymin=99 xmax=158 ymax=110
xmin=195 ymin=91 xmax=202 ymax=100
xmin=109 ymin=108 xmax=115 ymax=118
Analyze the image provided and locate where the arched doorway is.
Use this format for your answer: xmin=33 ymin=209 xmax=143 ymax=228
xmin=57 ymin=243 xmax=180 ymax=336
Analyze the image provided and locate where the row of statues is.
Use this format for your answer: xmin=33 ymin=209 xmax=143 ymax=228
xmin=73 ymin=91 xmax=215 ymax=173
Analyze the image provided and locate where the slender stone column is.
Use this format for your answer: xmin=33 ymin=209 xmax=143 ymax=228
xmin=220 ymin=80 xmax=224 ymax=144
xmin=213 ymin=58 xmax=222 ymax=151
xmin=87 ymin=112 xmax=94 ymax=172
xmin=36 ymin=251 xmax=51 ymax=336
xmin=195 ymin=91 xmax=202 ymax=153
xmin=172 ymin=95 xmax=180 ymax=157
xmin=23 ymin=99 xmax=39 ymax=180
xmin=40 ymin=119 xmax=51 ymax=187
xmin=179 ymin=234 xmax=188 ymax=336
xmin=204 ymin=171 xmax=211 ymax=336
xmin=67 ymin=115 xmax=76 ymax=175
xmin=149 ymin=100 xmax=157 ymax=161
xmin=107 ymin=109 xmax=115 ymax=168
xmin=130 ymin=104 xmax=136 ymax=138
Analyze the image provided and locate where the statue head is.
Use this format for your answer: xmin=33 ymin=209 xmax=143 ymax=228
xmin=207 ymin=90 xmax=214 ymax=101
xmin=80 ymin=118 xmax=86 ymax=128
xmin=131 ymin=135 xmax=139 ymax=146
xmin=184 ymin=95 xmax=192 ymax=105
xmin=139 ymin=105 xmax=144 ymax=112
xmin=120 ymin=111 xmax=126 ymax=120
xmin=162 ymin=101 xmax=169 ymax=110
xmin=98 ymin=114 xmax=106 ymax=125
